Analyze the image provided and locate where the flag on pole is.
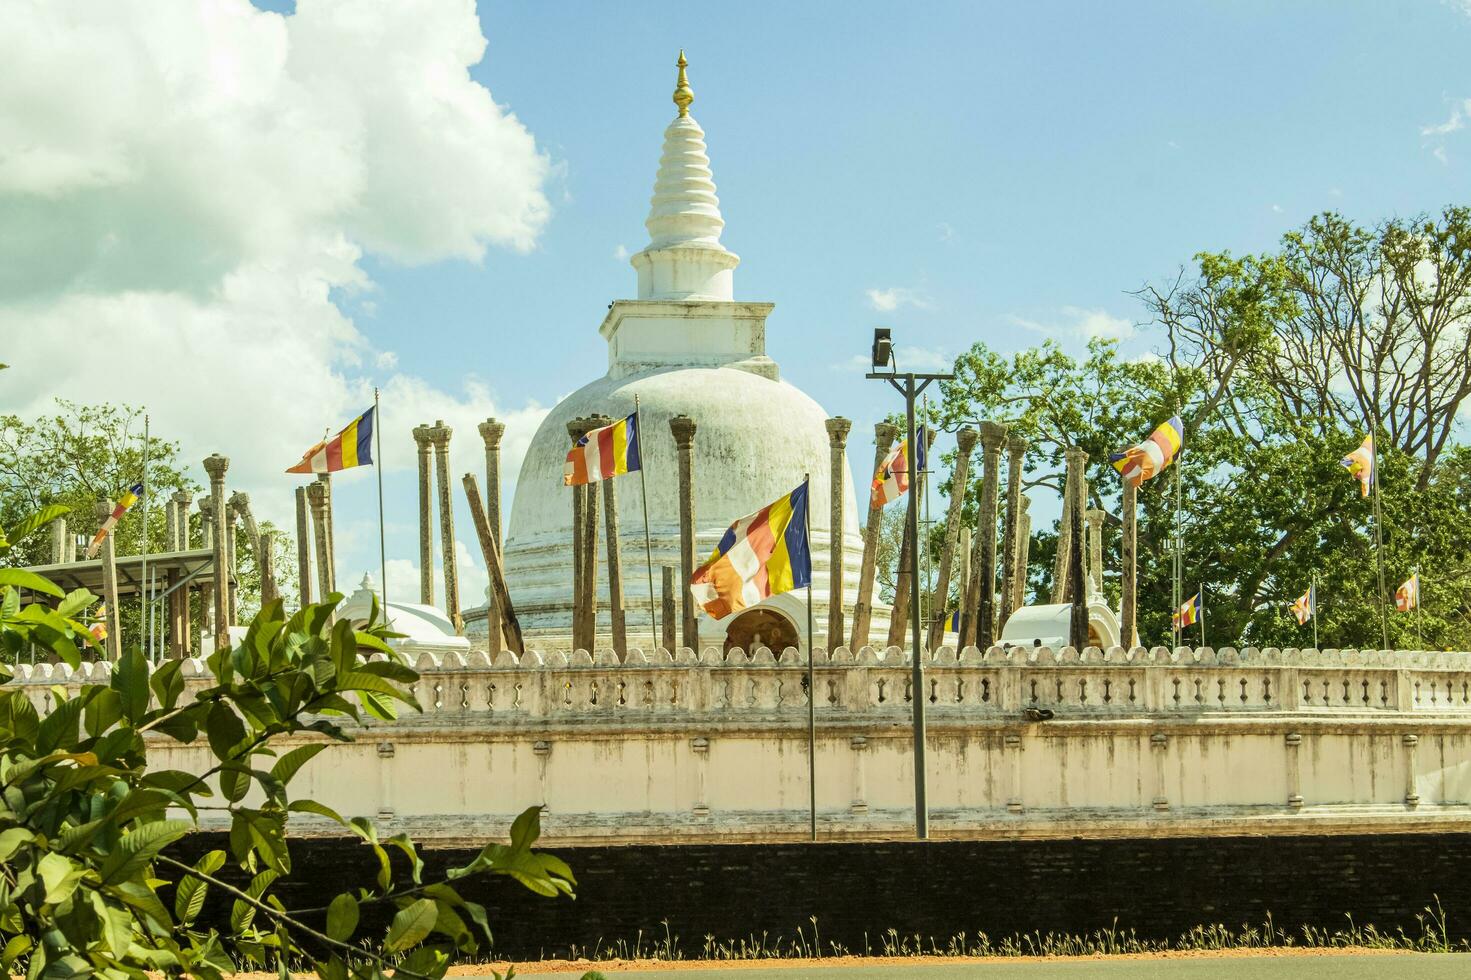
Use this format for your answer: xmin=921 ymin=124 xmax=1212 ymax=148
xmin=1172 ymin=592 xmax=1200 ymax=629
xmin=1395 ymin=573 xmax=1419 ymax=612
xmin=86 ymin=483 xmax=143 ymax=558
xmin=1110 ymin=416 xmax=1184 ymax=487
xmin=564 ymin=412 xmax=641 ymax=485
xmin=1340 ymin=434 xmax=1374 ymax=498
xmin=942 ymin=609 xmax=962 ymax=633
xmin=871 ymin=427 xmax=927 ymax=508
xmin=287 ymin=406 xmax=375 ymax=474
xmin=1290 ymin=584 xmax=1316 ymax=625
xmin=689 ymin=482 xmax=811 ymax=619
xmin=89 ymin=603 xmax=108 ymax=642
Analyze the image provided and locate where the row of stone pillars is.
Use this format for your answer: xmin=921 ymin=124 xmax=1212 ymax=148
xmin=72 ymin=452 xmax=285 ymax=660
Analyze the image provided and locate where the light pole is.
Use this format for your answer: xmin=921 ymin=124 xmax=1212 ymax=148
xmin=866 ymin=328 xmax=953 ymax=840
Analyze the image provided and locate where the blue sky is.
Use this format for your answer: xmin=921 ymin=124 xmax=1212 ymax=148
xmin=9 ymin=0 xmax=1470 ymax=607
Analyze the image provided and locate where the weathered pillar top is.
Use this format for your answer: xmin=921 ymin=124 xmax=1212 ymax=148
xmin=429 ymin=422 xmax=452 ymax=449
xmin=874 ymin=421 xmax=899 ymax=443
xmin=172 ymin=488 xmax=192 ymax=507
xmin=824 ymin=416 xmax=852 ymax=444
xmin=568 ymin=416 xmax=598 ymax=441
xmin=197 ymin=497 xmax=214 ymax=519
xmin=412 ymin=423 xmax=434 ymax=448
xmin=1065 ymin=445 xmax=1089 ymax=466
xmin=94 ymin=499 xmax=115 ymax=521
xmin=1007 ymin=432 xmax=1030 ymax=455
xmin=669 ymin=414 xmax=697 ymax=446
xmin=229 ymin=490 xmax=250 ymax=511
xmin=955 ymin=426 xmax=978 ymax=453
xmin=203 ymin=453 xmax=229 ymax=481
xmin=978 ymin=420 xmax=1009 ymax=451
xmin=1086 ymin=508 xmax=1106 ymax=522
xmin=1019 ymin=494 xmax=1031 ymax=515
xmin=306 ymin=481 xmax=327 ymax=508
xmin=477 ymin=418 xmax=506 ymax=448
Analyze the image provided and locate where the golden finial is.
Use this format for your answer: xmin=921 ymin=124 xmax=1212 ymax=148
xmin=673 ymin=49 xmax=693 ymax=117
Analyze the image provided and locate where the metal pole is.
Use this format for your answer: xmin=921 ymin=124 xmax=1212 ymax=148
xmin=1311 ymin=571 xmax=1319 ymax=651
xmin=1172 ymin=446 xmax=1183 ymax=648
xmin=1199 ymin=581 xmax=1207 ymax=649
xmin=140 ymin=414 xmax=150 ymax=658
xmin=1414 ymin=565 xmax=1423 ymax=650
xmin=805 ymin=473 xmax=816 ymax=842
xmin=905 ymin=375 xmax=928 ymax=840
xmin=636 ymin=396 xmax=658 ymax=648
xmin=375 ymin=388 xmax=388 ymax=616
xmin=1368 ymin=413 xmax=1388 ymax=649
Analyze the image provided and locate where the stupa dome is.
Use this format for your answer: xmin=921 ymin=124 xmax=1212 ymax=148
xmin=496 ymin=54 xmax=882 ymax=651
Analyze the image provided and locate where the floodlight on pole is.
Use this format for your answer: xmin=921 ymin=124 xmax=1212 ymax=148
xmin=865 ymin=327 xmax=952 ymax=840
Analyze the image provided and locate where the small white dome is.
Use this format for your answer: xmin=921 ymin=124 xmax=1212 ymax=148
xmin=340 ymin=575 xmax=470 ymax=655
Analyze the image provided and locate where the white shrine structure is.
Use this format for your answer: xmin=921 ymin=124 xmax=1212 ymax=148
xmin=492 ymin=53 xmax=878 ymax=652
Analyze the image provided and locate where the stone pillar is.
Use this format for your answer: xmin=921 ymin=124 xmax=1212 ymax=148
xmin=1065 ymin=447 xmax=1089 ymax=649
xmin=1086 ymin=508 xmax=1105 ymax=598
xmin=197 ymin=497 xmax=215 ymax=644
xmin=850 ymin=422 xmax=898 ymax=651
xmin=203 ymin=454 xmax=230 ymax=652
xmin=927 ymin=427 xmax=976 ymax=650
xmin=307 ymin=482 xmax=331 ymax=607
xmin=232 ymin=491 xmax=274 ymax=606
xmin=50 ymin=517 xmax=67 ymax=563
xmin=315 ymin=474 xmax=336 ymax=595
xmin=600 ymin=435 xmax=628 ymax=657
xmin=94 ymin=500 xmax=122 ymax=660
xmin=294 ymin=487 xmax=313 ymax=608
xmin=886 ymin=512 xmax=915 ymax=648
xmin=164 ymin=499 xmax=179 ymax=551
xmin=973 ymin=421 xmax=1008 ymax=649
xmin=462 ymin=473 xmax=524 ymax=654
xmin=478 ymin=418 xmax=506 ymax=651
xmin=224 ymin=509 xmax=238 ymax=626
xmin=1051 ymin=468 xmax=1076 ymax=604
xmin=998 ymin=434 xmax=1028 ymax=635
xmin=1121 ymin=480 xmax=1138 ymax=648
xmin=430 ymin=422 xmax=461 ymax=634
xmin=412 ymin=425 xmax=435 ymax=606
xmin=173 ymin=490 xmax=192 ymax=549
xmin=661 ymin=566 xmax=677 ymax=653
xmin=954 ymin=526 xmax=971 ymax=632
xmin=258 ymin=530 xmax=279 ymax=606
xmin=669 ymin=415 xmax=699 ymax=651
xmin=567 ymin=417 xmax=600 ymax=652
xmin=824 ymin=417 xmax=852 ymax=651
xmin=1013 ymin=498 xmax=1032 ymax=611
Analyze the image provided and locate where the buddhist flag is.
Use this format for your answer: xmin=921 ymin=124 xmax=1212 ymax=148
xmin=287 ymin=407 xmax=375 ymax=474
xmin=86 ymin=483 xmax=143 ymax=559
xmin=1290 ymin=584 xmax=1316 ymax=626
xmin=689 ymin=481 xmax=811 ymax=619
xmin=871 ymin=427 xmax=927 ymax=509
xmin=1172 ymin=592 xmax=1200 ymax=629
xmin=565 ymin=412 xmax=641 ymax=486
xmin=1340 ymin=434 xmax=1374 ymax=498
xmin=942 ymin=609 xmax=962 ymax=633
xmin=1395 ymin=573 xmax=1419 ymax=613
xmin=1110 ymin=416 xmax=1183 ymax=487
xmin=89 ymin=603 xmax=108 ymax=642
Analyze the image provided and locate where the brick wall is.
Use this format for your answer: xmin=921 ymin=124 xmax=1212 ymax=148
xmin=173 ymin=832 xmax=1471 ymax=959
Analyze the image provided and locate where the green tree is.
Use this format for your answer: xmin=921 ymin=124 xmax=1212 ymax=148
xmin=0 ymin=507 xmax=574 ymax=979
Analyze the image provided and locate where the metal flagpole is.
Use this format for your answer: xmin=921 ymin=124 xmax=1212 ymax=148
xmin=1368 ymin=414 xmax=1389 ymax=649
xmin=635 ymin=396 xmax=658 ymax=648
xmin=374 ymin=388 xmax=388 ymax=617
xmin=804 ymin=473 xmax=816 ymax=842
xmin=1172 ymin=446 xmax=1183 ymax=648
xmin=1414 ymin=566 xmax=1423 ymax=650
xmin=140 ymin=414 xmax=151 ymax=660
xmin=1199 ymin=581 xmax=1207 ymax=648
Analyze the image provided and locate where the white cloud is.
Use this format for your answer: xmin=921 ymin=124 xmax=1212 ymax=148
xmin=1423 ymin=101 xmax=1469 ymax=137
xmin=380 ymin=538 xmax=488 ymax=611
xmin=865 ymin=286 xmax=933 ymax=313
xmin=613 ymin=244 xmax=630 ymax=261
xmin=0 ymin=0 xmax=554 ymax=533
xmin=1008 ymin=305 xmax=1135 ymax=342
xmin=1271 ymin=204 xmax=1283 ymax=214
xmin=936 ymin=223 xmax=955 ymax=243
xmin=1434 ymin=145 xmax=1450 ymax=165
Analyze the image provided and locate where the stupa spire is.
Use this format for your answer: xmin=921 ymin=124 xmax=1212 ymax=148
xmin=632 ymin=51 xmax=740 ymax=301
xmin=674 ymin=50 xmax=693 ymax=116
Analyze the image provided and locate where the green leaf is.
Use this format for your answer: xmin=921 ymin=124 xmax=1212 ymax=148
xmin=148 ymin=657 xmax=186 ymax=711
xmin=0 ymin=935 xmax=32 ymax=970
xmin=37 ymin=851 xmax=82 ymax=904
xmin=287 ymin=798 xmax=345 ymax=826
xmin=205 ymin=702 xmax=246 ymax=760
xmin=383 ymin=898 xmax=437 ymax=954
xmin=229 ymin=869 xmax=278 ymax=933
xmin=97 ymin=818 xmax=191 ymax=885
xmin=0 ymin=568 xmax=63 ymax=598
xmin=0 ymin=827 xmax=33 ymax=861
xmin=175 ymin=850 xmax=225 ymax=925
xmin=55 ymin=588 xmax=95 ymax=620
xmin=111 ymin=647 xmax=151 ymax=722
xmin=325 ymin=893 xmax=358 ymax=942
xmin=4 ymin=505 xmax=71 ymax=547
xmin=269 ymin=743 xmax=326 ymax=786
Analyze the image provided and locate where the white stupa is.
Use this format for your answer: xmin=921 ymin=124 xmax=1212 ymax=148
xmin=497 ymin=53 xmax=880 ymax=651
